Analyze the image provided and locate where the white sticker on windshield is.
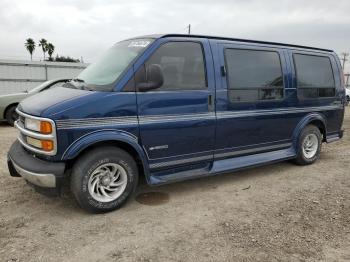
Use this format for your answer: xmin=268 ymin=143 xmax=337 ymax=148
xmin=128 ymin=40 xmax=151 ymax=48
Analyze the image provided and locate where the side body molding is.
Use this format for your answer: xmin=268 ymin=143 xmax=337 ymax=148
xmin=61 ymin=129 xmax=150 ymax=180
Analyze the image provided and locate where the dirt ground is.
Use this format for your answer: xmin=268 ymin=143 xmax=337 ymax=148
xmin=0 ymin=109 xmax=349 ymax=262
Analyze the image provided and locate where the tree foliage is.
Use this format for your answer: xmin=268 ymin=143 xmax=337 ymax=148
xmin=25 ymin=38 xmax=35 ymax=61
xmin=55 ymin=55 xmax=80 ymax=63
xmin=25 ymin=37 xmax=80 ymax=63
xmin=46 ymin=43 xmax=55 ymax=61
xmin=38 ymin=38 xmax=48 ymax=60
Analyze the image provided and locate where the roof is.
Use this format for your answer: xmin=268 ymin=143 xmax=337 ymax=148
xmin=134 ymin=34 xmax=332 ymax=53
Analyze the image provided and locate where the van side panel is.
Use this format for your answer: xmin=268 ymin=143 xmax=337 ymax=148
xmin=212 ymin=40 xmax=296 ymax=160
xmin=287 ymin=49 xmax=344 ymax=138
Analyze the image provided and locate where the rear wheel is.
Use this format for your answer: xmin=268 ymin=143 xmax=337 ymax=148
xmin=294 ymin=125 xmax=322 ymax=165
xmin=70 ymin=147 xmax=138 ymax=213
xmin=5 ymin=105 xmax=18 ymax=126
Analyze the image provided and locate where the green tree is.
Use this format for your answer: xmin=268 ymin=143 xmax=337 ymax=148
xmin=55 ymin=55 xmax=80 ymax=63
xmin=25 ymin=38 xmax=35 ymax=61
xmin=38 ymin=38 xmax=48 ymax=60
xmin=46 ymin=43 xmax=55 ymax=61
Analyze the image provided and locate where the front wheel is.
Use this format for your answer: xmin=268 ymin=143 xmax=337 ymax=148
xmin=70 ymin=147 xmax=138 ymax=213
xmin=294 ymin=125 xmax=322 ymax=165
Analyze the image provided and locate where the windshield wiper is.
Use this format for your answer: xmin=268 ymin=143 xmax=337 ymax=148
xmin=66 ymin=78 xmax=94 ymax=91
xmin=72 ymin=78 xmax=85 ymax=83
xmin=63 ymin=81 xmax=79 ymax=89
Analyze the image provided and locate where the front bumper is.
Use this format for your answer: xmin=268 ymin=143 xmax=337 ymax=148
xmin=7 ymin=140 xmax=65 ymax=191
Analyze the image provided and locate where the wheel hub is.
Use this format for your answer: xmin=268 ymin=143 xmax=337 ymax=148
xmin=87 ymin=163 xmax=128 ymax=203
xmin=302 ymin=133 xmax=318 ymax=159
xmin=100 ymin=176 xmax=111 ymax=186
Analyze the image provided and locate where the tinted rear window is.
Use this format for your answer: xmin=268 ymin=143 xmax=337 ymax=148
xmin=294 ymin=54 xmax=335 ymax=98
xmin=294 ymin=54 xmax=335 ymax=88
xmin=225 ymin=49 xmax=283 ymax=102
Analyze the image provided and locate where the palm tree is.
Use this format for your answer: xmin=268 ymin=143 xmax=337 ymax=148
xmin=46 ymin=43 xmax=55 ymax=61
xmin=38 ymin=38 xmax=48 ymax=60
xmin=25 ymin=38 xmax=35 ymax=61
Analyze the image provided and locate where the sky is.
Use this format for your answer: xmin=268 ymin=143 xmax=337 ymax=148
xmin=0 ymin=0 xmax=349 ymax=72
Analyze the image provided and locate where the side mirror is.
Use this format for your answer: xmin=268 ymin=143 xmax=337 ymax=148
xmin=137 ymin=64 xmax=164 ymax=92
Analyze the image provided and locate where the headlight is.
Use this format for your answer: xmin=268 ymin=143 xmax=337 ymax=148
xmin=25 ymin=118 xmax=52 ymax=134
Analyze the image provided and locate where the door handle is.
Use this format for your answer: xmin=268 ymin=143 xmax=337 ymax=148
xmin=208 ymin=94 xmax=214 ymax=111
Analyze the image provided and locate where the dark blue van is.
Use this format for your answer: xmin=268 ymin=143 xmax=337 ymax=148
xmin=7 ymin=34 xmax=345 ymax=213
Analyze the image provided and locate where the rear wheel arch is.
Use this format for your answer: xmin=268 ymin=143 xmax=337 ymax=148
xmin=292 ymin=114 xmax=327 ymax=147
xmin=308 ymin=119 xmax=326 ymax=142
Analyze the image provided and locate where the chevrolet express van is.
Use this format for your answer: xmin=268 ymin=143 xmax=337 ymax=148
xmin=7 ymin=34 xmax=345 ymax=213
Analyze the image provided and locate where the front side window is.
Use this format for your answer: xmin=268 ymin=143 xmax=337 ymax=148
xmin=77 ymin=39 xmax=153 ymax=91
xmin=294 ymin=54 xmax=335 ymax=98
xmin=225 ymin=49 xmax=284 ymax=102
xmin=141 ymin=42 xmax=207 ymax=91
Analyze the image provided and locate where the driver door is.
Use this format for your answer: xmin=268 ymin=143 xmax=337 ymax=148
xmin=135 ymin=38 xmax=216 ymax=170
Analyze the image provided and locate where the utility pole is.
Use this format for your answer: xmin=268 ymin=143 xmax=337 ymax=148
xmin=340 ymin=52 xmax=349 ymax=70
xmin=187 ymin=24 xmax=191 ymax=35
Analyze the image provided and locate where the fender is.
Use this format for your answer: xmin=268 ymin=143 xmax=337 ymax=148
xmin=292 ymin=113 xmax=327 ymax=149
xmin=61 ymin=129 xmax=150 ymax=181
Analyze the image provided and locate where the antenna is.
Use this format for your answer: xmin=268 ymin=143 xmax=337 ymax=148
xmin=340 ymin=52 xmax=349 ymax=70
xmin=187 ymin=24 xmax=191 ymax=35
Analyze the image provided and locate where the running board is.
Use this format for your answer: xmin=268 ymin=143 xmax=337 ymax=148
xmin=148 ymin=147 xmax=296 ymax=186
xmin=326 ymin=131 xmax=343 ymax=143
xmin=211 ymin=147 xmax=296 ymax=174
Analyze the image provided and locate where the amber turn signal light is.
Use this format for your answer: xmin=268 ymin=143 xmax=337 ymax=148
xmin=40 ymin=121 xmax=52 ymax=134
xmin=41 ymin=140 xmax=54 ymax=151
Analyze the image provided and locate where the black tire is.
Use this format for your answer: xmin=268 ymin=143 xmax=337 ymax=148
xmin=70 ymin=147 xmax=138 ymax=213
xmin=293 ymin=125 xmax=322 ymax=165
xmin=5 ymin=105 xmax=18 ymax=126
xmin=346 ymin=96 xmax=350 ymax=106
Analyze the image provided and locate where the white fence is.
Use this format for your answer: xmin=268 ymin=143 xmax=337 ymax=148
xmin=0 ymin=59 xmax=88 ymax=95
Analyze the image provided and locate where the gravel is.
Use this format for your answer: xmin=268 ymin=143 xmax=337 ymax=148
xmin=0 ymin=108 xmax=349 ymax=262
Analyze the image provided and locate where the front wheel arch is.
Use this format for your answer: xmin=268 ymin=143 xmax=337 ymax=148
xmin=63 ymin=131 xmax=150 ymax=184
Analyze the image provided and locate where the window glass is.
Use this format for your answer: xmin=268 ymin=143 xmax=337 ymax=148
xmin=77 ymin=39 xmax=153 ymax=90
xmin=294 ymin=54 xmax=335 ymax=88
xmin=144 ymin=42 xmax=206 ymax=91
xmin=225 ymin=49 xmax=283 ymax=102
xmin=294 ymin=54 xmax=335 ymax=98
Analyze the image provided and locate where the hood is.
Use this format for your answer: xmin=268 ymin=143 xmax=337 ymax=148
xmin=18 ymin=86 xmax=92 ymax=117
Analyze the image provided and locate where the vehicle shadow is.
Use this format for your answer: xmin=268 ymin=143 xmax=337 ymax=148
xmin=137 ymin=160 xmax=296 ymax=194
xmin=0 ymin=122 xmax=11 ymax=127
xmin=55 ymin=160 xmax=298 ymax=214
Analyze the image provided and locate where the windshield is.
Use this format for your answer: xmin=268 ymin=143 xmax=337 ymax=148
xmin=77 ymin=39 xmax=153 ymax=91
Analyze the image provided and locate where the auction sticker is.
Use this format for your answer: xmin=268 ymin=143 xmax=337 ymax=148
xmin=128 ymin=41 xmax=151 ymax=48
